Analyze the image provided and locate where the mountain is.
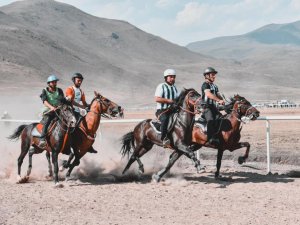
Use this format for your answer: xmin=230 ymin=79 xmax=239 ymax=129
xmin=0 ymin=0 xmax=299 ymax=120
xmin=187 ymin=20 xmax=300 ymax=59
xmin=0 ymin=0 xmax=221 ymax=107
xmin=186 ymin=21 xmax=300 ymax=98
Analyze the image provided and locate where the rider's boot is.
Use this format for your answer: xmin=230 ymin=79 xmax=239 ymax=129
xmin=162 ymin=136 xmax=171 ymax=148
xmin=87 ymin=145 xmax=98 ymax=154
xmin=38 ymin=120 xmax=50 ymax=148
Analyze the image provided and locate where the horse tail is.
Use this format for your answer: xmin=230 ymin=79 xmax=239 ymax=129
xmin=120 ymin=131 xmax=135 ymax=158
xmin=8 ymin=124 xmax=28 ymax=140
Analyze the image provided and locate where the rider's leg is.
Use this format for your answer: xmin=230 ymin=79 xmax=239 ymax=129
xmin=204 ymin=108 xmax=220 ymax=145
xmin=159 ymin=112 xmax=171 ymax=147
xmin=38 ymin=113 xmax=54 ymax=147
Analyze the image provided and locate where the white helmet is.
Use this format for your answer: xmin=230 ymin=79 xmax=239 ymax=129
xmin=164 ymin=69 xmax=176 ymax=77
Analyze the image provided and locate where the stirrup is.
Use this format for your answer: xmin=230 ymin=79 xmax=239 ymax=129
xmin=162 ymin=137 xmax=171 ymax=148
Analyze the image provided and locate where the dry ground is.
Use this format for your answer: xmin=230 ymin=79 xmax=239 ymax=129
xmin=0 ymin=108 xmax=300 ymax=225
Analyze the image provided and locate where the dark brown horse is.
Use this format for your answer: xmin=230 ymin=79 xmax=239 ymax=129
xmin=157 ymin=94 xmax=260 ymax=181
xmin=8 ymin=103 xmax=76 ymax=185
xmin=63 ymin=91 xmax=123 ymax=179
xmin=120 ymin=88 xmax=203 ymax=181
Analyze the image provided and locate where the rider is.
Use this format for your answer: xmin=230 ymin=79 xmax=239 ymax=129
xmin=201 ymin=67 xmax=225 ymax=145
xmin=65 ymin=72 xmax=98 ymax=154
xmin=155 ymin=69 xmax=179 ymax=148
xmin=39 ymin=75 xmax=65 ymax=148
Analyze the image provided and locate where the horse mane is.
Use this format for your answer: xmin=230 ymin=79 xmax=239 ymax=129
xmin=225 ymin=94 xmax=250 ymax=114
xmin=174 ymin=88 xmax=198 ymax=106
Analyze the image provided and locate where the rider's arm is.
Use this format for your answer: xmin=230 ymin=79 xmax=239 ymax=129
xmin=43 ymin=100 xmax=56 ymax=111
xmin=81 ymin=92 xmax=88 ymax=107
xmin=40 ymin=89 xmax=55 ymax=111
xmin=204 ymin=90 xmax=224 ymax=104
xmin=155 ymin=96 xmax=174 ymax=104
xmin=154 ymin=83 xmax=174 ymax=104
xmin=65 ymin=87 xmax=85 ymax=109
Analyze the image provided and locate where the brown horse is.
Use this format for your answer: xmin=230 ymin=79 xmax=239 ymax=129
xmin=8 ymin=103 xmax=76 ymax=185
xmin=63 ymin=91 xmax=123 ymax=179
xmin=158 ymin=94 xmax=260 ymax=181
xmin=120 ymin=88 xmax=203 ymax=182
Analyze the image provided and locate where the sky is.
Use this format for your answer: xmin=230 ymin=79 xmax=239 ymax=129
xmin=1 ymin=0 xmax=300 ymax=46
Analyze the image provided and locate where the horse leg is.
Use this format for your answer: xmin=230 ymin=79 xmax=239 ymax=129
xmin=65 ymin=154 xmax=82 ymax=180
xmin=122 ymin=141 xmax=154 ymax=175
xmin=26 ymin=148 xmax=35 ymax=177
xmin=122 ymin=154 xmax=138 ymax=175
xmin=45 ymin=152 xmax=53 ymax=177
xmin=236 ymin=142 xmax=250 ymax=164
xmin=61 ymin=152 xmax=74 ymax=170
xmin=17 ymin=137 xmax=31 ymax=183
xmin=51 ymin=151 xmax=60 ymax=185
xmin=177 ymin=144 xmax=202 ymax=173
xmin=152 ymin=151 xmax=183 ymax=182
xmin=215 ymin=148 xmax=224 ymax=178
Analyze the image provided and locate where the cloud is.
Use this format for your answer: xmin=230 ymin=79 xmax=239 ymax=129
xmin=175 ymin=2 xmax=208 ymax=27
xmin=155 ymin=0 xmax=173 ymax=8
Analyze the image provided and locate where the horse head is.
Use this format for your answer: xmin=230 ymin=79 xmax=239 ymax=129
xmin=175 ymin=88 xmax=202 ymax=113
xmin=57 ymin=102 xmax=77 ymax=128
xmin=230 ymin=95 xmax=260 ymax=121
xmin=92 ymin=91 xmax=123 ymax=118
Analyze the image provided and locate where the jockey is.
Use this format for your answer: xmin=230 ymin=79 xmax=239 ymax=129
xmin=39 ymin=75 xmax=65 ymax=148
xmin=201 ymin=67 xmax=225 ymax=145
xmin=65 ymin=72 xmax=98 ymax=154
xmin=155 ymin=69 xmax=179 ymax=148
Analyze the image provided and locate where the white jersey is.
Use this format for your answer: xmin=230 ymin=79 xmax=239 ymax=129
xmin=73 ymin=86 xmax=82 ymax=112
xmin=155 ymin=82 xmax=179 ymax=110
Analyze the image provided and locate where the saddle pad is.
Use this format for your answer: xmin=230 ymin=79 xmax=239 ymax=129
xmin=150 ymin=120 xmax=161 ymax=134
xmin=194 ymin=121 xmax=207 ymax=133
xmin=32 ymin=123 xmax=43 ymax=137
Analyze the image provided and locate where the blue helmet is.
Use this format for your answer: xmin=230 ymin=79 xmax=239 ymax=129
xmin=47 ymin=75 xmax=59 ymax=83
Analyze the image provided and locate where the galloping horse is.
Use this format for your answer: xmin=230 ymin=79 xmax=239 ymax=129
xmin=120 ymin=88 xmax=203 ymax=181
xmin=191 ymin=94 xmax=260 ymax=178
xmin=63 ymin=91 xmax=123 ymax=179
xmin=8 ymin=103 xmax=76 ymax=185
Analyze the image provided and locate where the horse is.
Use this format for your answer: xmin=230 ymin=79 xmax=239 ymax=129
xmin=120 ymin=88 xmax=203 ymax=182
xmin=166 ymin=94 xmax=260 ymax=180
xmin=63 ymin=91 xmax=123 ymax=179
xmin=8 ymin=102 xmax=76 ymax=185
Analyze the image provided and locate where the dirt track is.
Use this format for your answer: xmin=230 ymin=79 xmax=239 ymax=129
xmin=1 ymin=108 xmax=300 ymax=225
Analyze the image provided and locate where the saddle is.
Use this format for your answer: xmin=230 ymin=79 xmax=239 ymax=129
xmin=31 ymin=119 xmax=57 ymax=137
xmin=194 ymin=114 xmax=207 ymax=133
xmin=150 ymin=113 xmax=178 ymax=134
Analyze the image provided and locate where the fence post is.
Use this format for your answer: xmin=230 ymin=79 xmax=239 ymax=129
xmin=266 ymin=120 xmax=271 ymax=174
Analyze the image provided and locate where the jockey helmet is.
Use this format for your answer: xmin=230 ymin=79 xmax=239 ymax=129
xmin=203 ymin=67 xmax=218 ymax=75
xmin=72 ymin=72 xmax=84 ymax=82
xmin=164 ymin=69 xmax=176 ymax=77
xmin=47 ymin=74 xmax=59 ymax=83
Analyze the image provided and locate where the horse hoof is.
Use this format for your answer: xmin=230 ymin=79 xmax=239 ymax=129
xmin=238 ymin=156 xmax=245 ymax=165
xmin=152 ymin=174 xmax=161 ymax=183
xmin=54 ymin=183 xmax=64 ymax=188
xmin=45 ymin=175 xmax=53 ymax=180
xmin=17 ymin=176 xmax=29 ymax=184
xmin=196 ymin=165 xmax=206 ymax=174
xmin=59 ymin=165 xmax=65 ymax=172
xmin=138 ymin=168 xmax=144 ymax=175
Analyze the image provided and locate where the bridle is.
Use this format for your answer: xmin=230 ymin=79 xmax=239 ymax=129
xmin=88 ymin=95 xmax=117 ymax=119
xmin=179 ymin=90 xmax=202 ymax=115
xmin=232 ymin=100 xmax=256 ymax=123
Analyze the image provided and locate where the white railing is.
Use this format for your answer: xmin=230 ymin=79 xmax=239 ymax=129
xmin=257 ymin=116 xmax=300 ymax=173
xmin=1 ymin=116 xmax=300 ymax=174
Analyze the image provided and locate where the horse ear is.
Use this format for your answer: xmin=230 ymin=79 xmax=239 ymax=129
xmin=94 ymin=91 xmax=98 ymax=96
